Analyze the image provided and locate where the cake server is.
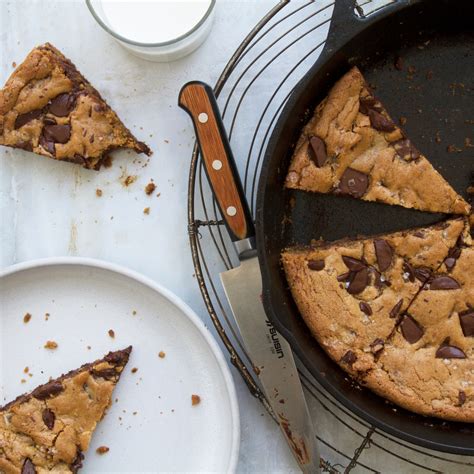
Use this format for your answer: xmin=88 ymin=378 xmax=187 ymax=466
xmin=179 ymin=81 xmax=320 ymax=473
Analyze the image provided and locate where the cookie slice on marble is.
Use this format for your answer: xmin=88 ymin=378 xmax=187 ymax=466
xmin=0 ymin=346 xmax=131 ymax=473
xmin=281 ymin=218 xmax=465 ymax=378
xmin=366 ymin=224 xmax=473 ymax=421
xmin=0 ymin=43 xmax=150 ymax=169
xmin=284 ymin=66 xmax=470 ymax=215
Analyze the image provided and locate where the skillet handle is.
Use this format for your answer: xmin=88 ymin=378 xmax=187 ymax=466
xmin=179 ymin=82 xmax=256 ymax=250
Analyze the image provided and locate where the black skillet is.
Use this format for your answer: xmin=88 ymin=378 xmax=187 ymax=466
xmin=257 ymin=0 xmax=474 ymax=455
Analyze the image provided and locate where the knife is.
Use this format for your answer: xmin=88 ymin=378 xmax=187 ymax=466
xmin=179 ymin=81 xmax=320 ymax=473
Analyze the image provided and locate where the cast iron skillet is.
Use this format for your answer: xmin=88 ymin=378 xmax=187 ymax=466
xmin=257 ymin=0 xmax=474 ymax=455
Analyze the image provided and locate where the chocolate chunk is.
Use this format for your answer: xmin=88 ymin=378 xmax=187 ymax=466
xmin=413 ymin=231 xmax=425 ymax=238
xmin=48 ymin=93 xmax=76 ymax=117
xmin=341 ymin=350 xmax=357 ymax=365
xmin=21 ymin=458 xmax=36 ymax=474
xmin=308 ymin=136 xmax=327 ymax=167
xmin=347 ymin=267 xmax=369 ymax=294
xmin=370 ymin=338 xmax=384 ymax=355
xmin=402 ymin=262 xmax=415 ymax=282
xmin=359 ymin=301 xmax=372 ymax=316
xmin=43 ymin=117 xmax=57 ymax=125
xmin=368 ymin=109 xmax=396 ymax=132
xmin=414 ymin=267 xmax=431 ymax=283
xmin=459 ymin=391 xmax=467 ymax=406
xmin=390 ymin=299 xmax=404 ymax=318
xmin=342 ymin=256 xmax=366 ymax=271
xmin=448 ymin=246 xmax=462 ymax=259
xmin=337 ymin=168 xmax=369 ymax=198
xmin=91 ymin=368 xmax=117 ymax=380
xmin=15 ymin=109 xmax=42 ymax=129
xmin=393 ymin=139 xmax=420 ymax=161
xmin=337 ymin=271 xmax=352 ymax=282
xmin=374 ymin=239 xmax=393 ymax=272
xmin=42 ymin=124 xmax=71 ymax=144
xmin=307 ymin=259 xmax=325 ymax=271
xmin=39 ymin=133 xmax=55 ymax=155
xmin=435 ymin=344 xmax=466 ymax=359
xmin=428 ymin=276 xmax=461 ymax=290
xmin=42 ymin=408 xmax=55 ymax=430
xmin=400 ymin=314 xmax=424 ymax=344
xmin=32 ymin=381 xmax=63 ymax=400
xmin=444 ymin=257 xmax=457 ymax=272
xmin=105 ymin=348 xmax=130 ymax=364
xmin=459 ymin=308 xmax=474 ymax=337
xmin=71 ymin=452 xmax=84 ymax=474
xmin=359 ymin=97 xmax=381 ymax=115
xmin=16 ymin=140 xmax=33 ymax=152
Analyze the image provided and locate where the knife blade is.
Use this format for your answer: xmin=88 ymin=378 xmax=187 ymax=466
xmin=179 ymin=81 xmax=320 ymax=473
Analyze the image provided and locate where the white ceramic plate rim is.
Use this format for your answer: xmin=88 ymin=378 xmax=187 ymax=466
xmin=0 ymin=256 xmax=240 ymax=473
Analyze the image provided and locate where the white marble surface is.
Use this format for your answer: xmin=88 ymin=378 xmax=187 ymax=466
xmin=0 ymin=0 xmax=301 ymax=472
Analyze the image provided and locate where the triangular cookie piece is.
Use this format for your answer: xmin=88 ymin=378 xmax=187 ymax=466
xmin=285 ymin=66 xmax=470 ymax=215
xmin=0 ymin=347 xmax=131 ymax=472
xmin=0 ymin=43 xmax=150 ymax=169
xmin=366 ymin=225 xmax=473 ymax=421
xmin=281 ymin=218 xmax=465 ymax=377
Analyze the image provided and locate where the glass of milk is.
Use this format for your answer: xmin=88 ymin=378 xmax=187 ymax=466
xmin=86 ymin=0 xmax=216 ymax=62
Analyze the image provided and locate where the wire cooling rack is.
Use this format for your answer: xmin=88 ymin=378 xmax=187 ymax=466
xmin=187 ymin=1 xmax=474 ymax=472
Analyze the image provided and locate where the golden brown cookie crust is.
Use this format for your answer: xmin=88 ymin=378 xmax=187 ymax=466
xmin=0 ymin=43 xmax=150 ymax=170
xmin=285 ymin=66 xmax=470 ymax=215
xmin=0 ymin=347 xmax=131 ymax=473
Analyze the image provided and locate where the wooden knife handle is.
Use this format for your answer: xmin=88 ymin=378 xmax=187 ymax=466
xmin=179 ymin=81 xmax=255 ymax=242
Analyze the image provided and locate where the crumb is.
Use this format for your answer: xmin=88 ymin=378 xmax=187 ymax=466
xmin=394 ymin=56 xmax=403 ymax=71
xmin=435 ymin=131 xmax=441 ymax=143
xmin=44 ymin=313 xmax=50 ymax=321
xmin=23 ymin=313 xmax=32 ymax=323
xmin=156 ymin=193 xmax=161 ymax=198
xmin=96 ymin=446 xmax=109 ymax=455
xmin=447 ymin=144 xmax=462 ymax=153
xmin=464 ymin=137 xmax=473 ymax=148
xmin=23 ymin=367 xmax=29 ymax=373
xmin=44 ymin=340 xmax=58 ymax=350
xmin=122 ymin=175 xmax=137 ymax=187
xmin=12 ymin=61 xmax=17 ymax=68
xmin=407 ymin=65 xmax=416 ymax=74
xmin=96 ymin=188 xmax=103 ymax=197
xmin=158 ymin=351 xmax=166 ymax=359
xmin=21 ymin=379 xmax=26 ymax=384
xmin=87 ymin=345 xmax=91 ymax=350
xmin=143 ymin=207 xmax=150 ymax=215
xmin=108 ymin=329 xmax=115 ymax=338
xmin=131 ymin=367 xmax=138 ymax=373
xmin=145 ymin=181 xmax=156 ymax=195
xmin=164 ymin=139 xmax=169 ymax=144
xmin=133 ymin=411 xmax=137 ymax=415
xmin=426 ymin=70 xmax=433 ymax=80
xmin=191 ymin=394 xmax=201 ymax=406
xmin=399 ymin=116 xmax=407 ymax=126
xmin=132 ymin=310 xmax=137 ymax=315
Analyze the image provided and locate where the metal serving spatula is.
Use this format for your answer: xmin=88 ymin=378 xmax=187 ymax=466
xmin=179 ymin=81 xmax=320 ymax=473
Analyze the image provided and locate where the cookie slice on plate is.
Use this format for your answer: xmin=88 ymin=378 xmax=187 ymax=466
xmin=281 ymin=218 xmax=465 ymax=378
xmin=367 ymin=225 xmax=473 ymax=421
xmin=285 ymin=66 xmax=470 ymax=215
xmin=0 ymin=43 xmax=150 ymax=169
xmin=0 ymin=346 xmax=131 ymax=473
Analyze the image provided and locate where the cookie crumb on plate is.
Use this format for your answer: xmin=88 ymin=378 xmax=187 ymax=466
xmin=23 ymin=313 xmax=32 ymax=323
xmin=191 ymin=394 xmax=201 ymax=406
xmin=44 ymin=340 xmax=58 ymax=350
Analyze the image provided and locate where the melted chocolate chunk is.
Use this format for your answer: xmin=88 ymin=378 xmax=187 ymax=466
xmin=48 ymin=93 xmax=76 ymax=117
xmin=393 ymin=139 xmax=420 ymax=161
xmin=16 ymin=140 xmax=33 ymax=152
xmin=341 ymin=350 xmax=357 ymax=366
xmin=370 ymin=338 xmax=384 ymax=355
xmin=42 ymin=408 xmax=55 ymax=430
xmin=390 ymin=299 xmax=404 ymax=318
xmin=43 ymin=117 xmax=57 ymax=125
xmin=308 ymin=136 xmax=327 ymax=168
xmin=402 ymin=262 xmax=415 ymax=282
xmin=91 ymin=368 xmax=117 ymax=380
xmin=359 ymin=301 xmax=372 ymax=316
xmin=21 ymin=459 xmax=36 ymax=474
xmin=358 ymin=97 xmax=381 ymax=115
xmin=39 ymin=133 xmax=56 ymax=155
xmin=400 ymin=314 xmax=424 ymax=344
xmin=14 ymin=109 xmax=42 ymax=129
xmin=374 ymin=239 xmax=393 ymax=272
xmin=307 ymin=259 xmax=325 ymax=271
xmin=105 ymin=348 xmax=130 ymax=364
xmin=459 ymin=391 xmax=467 ymax=406
xmin=42 ymin=124 xmax=71 ymax=144
xmin=337 ymin=168 xmax=369 ymax=198
xmin=444 ymin=257 xmax=457 ymax=272
xmin=342 ymin=256 xmax=366 ymax=271
xmin=459 ymin=308 xmax=474 ymax=337
xmin=337 ymin=271 xmax=352 ymax=282
xmin=71 ymin=452 xmax=84 ymax=474
xmin=435 ymin=344 xmax=466 ymax=359
xmin=414 ymin=267 xmax=431 ymax=283
xmin=347 ymin=267 xmax=369 ymax=294
xmin=428 ymin=276 xmax=461 ymax=290
xmin=368 ymin=109 xmax=396 ymax=132
xmin=32 ymin=381 xmax=63 ymax=400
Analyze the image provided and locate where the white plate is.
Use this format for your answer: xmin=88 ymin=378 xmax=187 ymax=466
xmin=0 ymin=258 xmax=240 ymax=473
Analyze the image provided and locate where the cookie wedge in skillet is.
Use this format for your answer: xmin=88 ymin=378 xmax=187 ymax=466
xmin=281 ymin=218 xmax=469 ymax=420
xmin=0 ymin=347 xmax=131 ymax=473
xmin=0 ymin=43 xmax=150 ymax=170
xmin=285 ymin=67 xmax=470 ymax=215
